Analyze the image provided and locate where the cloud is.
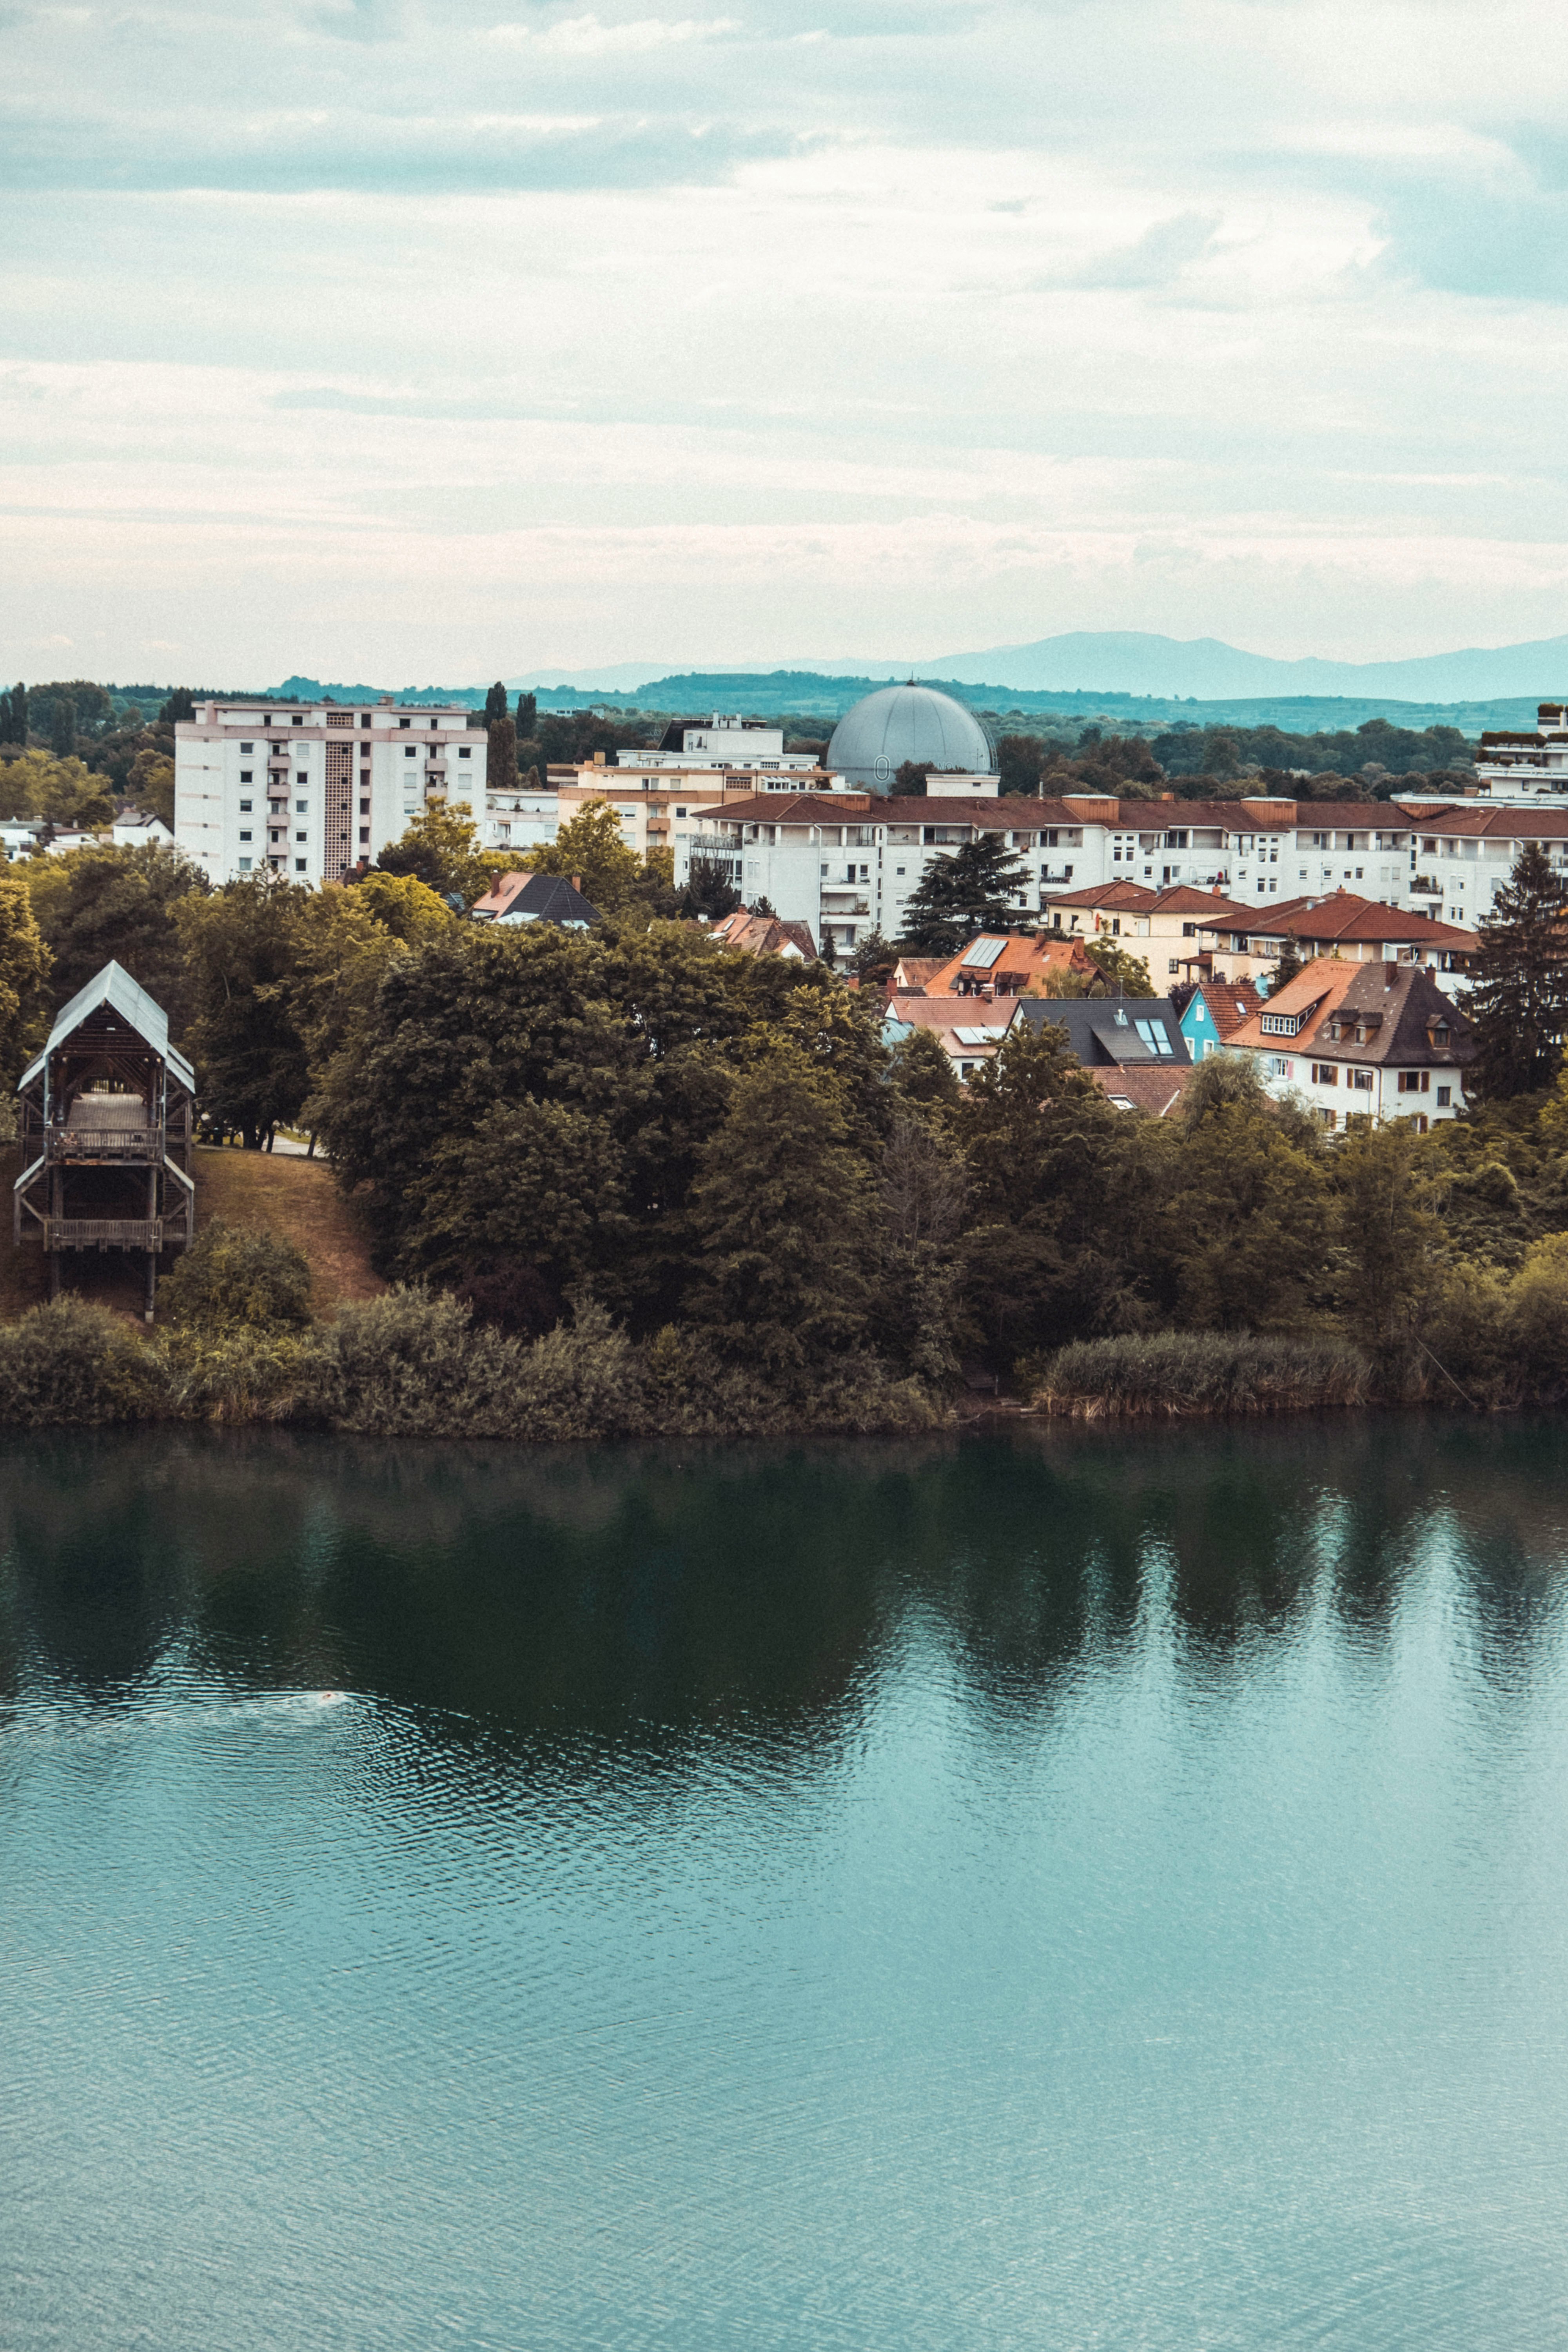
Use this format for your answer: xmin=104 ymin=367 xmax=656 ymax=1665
xmin=487 ymin=12 xmax=740 ymax=52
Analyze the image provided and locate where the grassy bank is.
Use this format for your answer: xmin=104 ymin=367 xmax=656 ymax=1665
xmin=1031 ymin=1333 xmax=1374 ymax=1418
xmin=0 ymin=1286 xmax=944 ymax=1440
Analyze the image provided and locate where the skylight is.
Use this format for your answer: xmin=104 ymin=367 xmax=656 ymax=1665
xmin=961 ymin=938 xmax=1006 ymax=969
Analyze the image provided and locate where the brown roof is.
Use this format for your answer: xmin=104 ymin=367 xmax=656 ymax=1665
xmin=1084 ymin=1064 xmax=1194 ymax=1116
xmin=1193 ymin=978 xmax=1264 ymax=1038
xmin=1228 ymin=958 xmax=1475 ymax=1066
xmin=709 ymin=909 xmax=818 ymax=959
xmin=1198 ymin=889 xmax=1477 ymax=951
xmin=923 ymin=931 xmax=1096 ymax=996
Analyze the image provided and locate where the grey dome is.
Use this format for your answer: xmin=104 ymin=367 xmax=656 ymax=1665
xmin=826 ymin=683 xmax=994 ymax=793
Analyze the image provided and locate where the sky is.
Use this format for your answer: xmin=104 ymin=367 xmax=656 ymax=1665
xmin=4 ymin=0 xmax=1568 ymax=685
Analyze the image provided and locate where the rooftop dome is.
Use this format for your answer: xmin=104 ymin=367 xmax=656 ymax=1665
xmin=826 ymin=683 xmax=994 ymax=794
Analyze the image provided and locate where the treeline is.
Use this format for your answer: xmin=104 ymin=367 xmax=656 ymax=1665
xmin=0 ymin=677 xmax=179 ymax=825
xmin=995 ymin=716 xmax=1476 ymax=802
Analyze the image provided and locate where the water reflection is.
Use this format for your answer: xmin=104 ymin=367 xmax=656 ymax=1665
xmin=4 ymin=1417 xmax=1568 ymax=1742
xmin=5 ymin=1421 xmax=1568 ymax=2352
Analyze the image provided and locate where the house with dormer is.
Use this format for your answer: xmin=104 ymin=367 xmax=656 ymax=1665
xmin=1225 ymin=958 xmax=1475 ymax=1131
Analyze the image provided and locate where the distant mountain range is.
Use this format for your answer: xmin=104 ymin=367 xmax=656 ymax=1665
xmin=913 ymin=630 xmax=1568 ymax=700
xmin=262 ymin=629 xmax=1568 ymax=734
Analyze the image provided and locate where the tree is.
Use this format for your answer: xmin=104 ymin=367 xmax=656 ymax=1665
xmin=174 ymin=876 xmax=311 ymax=1148
xmin=126 ymin=746 xmax=175 ymax=826
xmin=376 ymin=801 xmax=491 ymax=903
xmin=0 ymin=750 xmax=115 ymax=830
xmin=0 ymin=869 xmax=51 ymax=1087
xmin=1332 ymin=1120 xmax=1443 ymax=1356
xmin=0 ymin=682 xmax=25 ymax=746
xmin=849 ymin=929 xmax=897 ymax=991
xmin=24 ymin=842 xmax=209 ymax=1034
xmin=685 ymin=1047 xmax=875 ymax=1374
xmin=682 ymin=851 xmax=742 ymax=920
xmin=893 ymin=761 xmax=930 ymax=796
xmin=159 ymin=688 xmax=196 ymax=724
xmin=1161 ymin=1065 xmax=1328 ymax=1330
xmin=515 ymin=691 xmax=537 ymax=738
xmin=1467 ymin=843 xmax=1568 ymax=1098
xmin=487 ymin=712 xmax=518 ymax=797
xmin=49 ymin=696 xmax=76 ymax=759
xmin=896 ymin=833 xmax=1030 ymax=956
xmin=1267 ymin=938 xmax=1306 ymax=995
xmin=1085 ymin=941 xmax=1154 ymax=997
xmin=996 ymin=734 xmax=1046 ymax=795
xmin=523 ymin=797 xmax=643 ymax=913
xmin=483 ymin=681 xmax=508 ymax=726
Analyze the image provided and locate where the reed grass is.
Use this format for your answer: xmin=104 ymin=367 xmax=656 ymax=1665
xmin=1032 ymin=1331 xmax=1372 ymax=1418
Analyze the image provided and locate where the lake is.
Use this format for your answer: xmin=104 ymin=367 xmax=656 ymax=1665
xmin=4 ymin=1419 xmax=1568 ymax=2349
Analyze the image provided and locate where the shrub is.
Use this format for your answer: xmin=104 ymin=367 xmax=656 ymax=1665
xmin=158 ymin=1326 xmax=319 ymax=1424
xmin=1031 ymin=1331 xmax=1371 ymax=1417
xmin=0 ymin=1296 xmax=167 ymax=1426
xmin=304 ymin=1285 xmax=526 ymax=1437
xmin=158 ymin=1220 xmax=314 ymax=1332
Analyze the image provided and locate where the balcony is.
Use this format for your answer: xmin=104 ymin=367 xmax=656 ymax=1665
xmin=44 ymin=1218 xmax=164 ymax=1250
xmin=47 ymin=1124 xmax=159 ymax=1163
xmin=1410 ymin=877 xmax=1441 ymax=896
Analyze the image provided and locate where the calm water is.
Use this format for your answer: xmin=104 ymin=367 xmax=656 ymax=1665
xmin=4 ymin=1421 xmax=1568 ymax=2350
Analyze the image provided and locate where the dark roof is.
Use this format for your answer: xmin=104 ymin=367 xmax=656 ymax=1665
xmin=1009 ymin=996 xmax=1192 ymax=1067
xmin=475 ymin=870 xmax=600 ymax=927
xmin=19 ymin=959 xmax=194 ymax=1093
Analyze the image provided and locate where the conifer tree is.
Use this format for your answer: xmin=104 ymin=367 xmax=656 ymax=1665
xmin=1468 ymin=843 xmax=1568 ymax=1097
xmin=896 ymin=833 xmax=1029 ymax=955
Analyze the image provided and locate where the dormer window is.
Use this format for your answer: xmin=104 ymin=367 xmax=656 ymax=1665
xmin=1433 ymin=1023 xmax=1450 ymax=1046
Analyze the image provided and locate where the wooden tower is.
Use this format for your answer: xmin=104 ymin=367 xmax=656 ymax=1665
xmin=13 ymin=961 xmax=196 ymax=1320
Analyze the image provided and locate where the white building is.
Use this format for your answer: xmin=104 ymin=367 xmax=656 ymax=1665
xmin=614 ymin=714 xmax=822 ymax=775
xmin=478 ymin=781 xmax=559 ymax=858
xmin=174 ymin=699 xmax=485 ymax=885
xmin=1473 ymin=703 xmax=1568 ymax=799
xmin=111 ymin=810 xmax=175 ymax=850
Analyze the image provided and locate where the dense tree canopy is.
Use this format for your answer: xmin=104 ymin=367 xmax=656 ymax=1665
xmin=1467 ymin=844 xmax=1568 ymax=1099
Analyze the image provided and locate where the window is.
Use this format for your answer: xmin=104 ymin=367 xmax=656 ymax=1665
xmin=238 ymin=856 xmax=252 ymax=872
xmin=1270 ymin=1056 xmax=1292 ymax=1078
xmin=359 ymin=797 xmax=370 ymax=815
xmin=269 ymin=829 xmax=282 ymax=844
xmin=457 ymin=746 xmax=471 ymax=759
xmin=1168 ymin=958 xmax=1180 ymax=974
xmin=294 ymin=857 xmax=307 ymax=871
xmin=239 ymin=769 xmax=252 ymax=783
xmin=405 ymin=747 xmax=416 ymax=759
xmin=1319 ymin=1107 xmax=1337 ymax=1128
xmin=1311 ymin=1063 xmax=1338 ymax=1085
xmin=895 ymin=866 xmax=906 ymax=877
xmin=1437 ymin=1085 xmax=1452 ymax=1107
xmin=1397 ymin=1071 xmax=1431 ymax=1094
xmin=399 ymin=719 xmax=411 ymax=731
xmin=359 ymin=827 xmax=370 ymax=844
xmin=1351 ymin=1069 xmax=1374 ymax=1091
xmin=361 ymin=714 xmax=372 ymax=728
xmin=240 ymin=741 xmax=254 ymax=753
xmin=238 ymin=829 xmax=252 ymax=843
xmin=292 ymin=715 xmax=304 ymax=726
xmin=296 ymin=771 xmax=307 ymax=784
xmin=239 ymin=799 xmax=252 ymax=813
xmin=295 ymin=799 xmax=307 ymax=813
xmin=296 ymin=829 xmax=307 ymax=842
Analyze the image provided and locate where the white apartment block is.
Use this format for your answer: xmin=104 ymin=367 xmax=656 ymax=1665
xmin=615 ymin=714 xmax=822 ymax=775
xmin=174 ymin=699 xmax=485 ymax=885
xmin=1473 ymin=703 xmax=1568 ymax=799
xmin=684 ymin=785 xmax=1568 ymax=955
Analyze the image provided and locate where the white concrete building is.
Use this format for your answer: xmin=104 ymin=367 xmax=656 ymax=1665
xmin=615 ymin=714 xmax=821 ymax=775
xmin=479 ymin=781 xmax=559 ymax=857
xmin=174 ymin=699 xmax=485 ymax=885
xmin=111 ymin=811 xmax=174 ymax=850
xmin=1473 ymin=703 xmax=1568 ymax=800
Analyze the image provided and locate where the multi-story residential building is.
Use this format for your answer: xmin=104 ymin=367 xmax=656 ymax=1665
xmin=174 ymin=698 xmax=484 ymax=884
xmin=1192 ymin=891 xmax=1479 ymax=989
xmin=1041 ymin=880 xmax=1263 ymax=985
xmin=611 ymin=714 xmax=822 ymax=776
xmin=478 ymin=779 xmax=559 ymax=858
xmin=1473 ymin=703 xmax=1568 ymax=798
xmin=1227 ymin=960 xmax=1475 ymax=1131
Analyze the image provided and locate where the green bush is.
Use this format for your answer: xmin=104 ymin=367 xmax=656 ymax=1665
xmin=0 ymin=1296 xmax=168 ymax=1426
xmin=1031 ymin=1331 xmax=1372 ymax=1418
xmin=158 ymin=1325 xmax=318 ymax=1424
xmin=303 ymin=1285 xmax=524 ymax=1437
xmin=158 ymin=1220 xmax=314 ymax=1332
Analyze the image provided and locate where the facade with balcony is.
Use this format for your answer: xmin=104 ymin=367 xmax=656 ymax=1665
xmin=175 ymin=698 xmax=484 ymax=885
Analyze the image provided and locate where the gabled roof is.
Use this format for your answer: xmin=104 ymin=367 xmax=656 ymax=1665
xmin=709 ymin=909 xmax=818 ymax=959
xmin=922 ymin=931 xmax=1094 ymax=994
xmin=1009 ymin=997 xmax=1192 ymax=1067
xmin=1187 ymin=978 xmax=1264 ymax=1039
xmin=470 ymin=869 xmax=600 ymax=927
xmin=18 ymin=959 xmax=194 ymax=1092
xmin=1226 ymin=958 xmax=1474 ymax=1065
xmin=1085 ymin=1064 xmax=1194 ymax=1116
xmin=1194 ymin=889 xmax=1478 ymax=951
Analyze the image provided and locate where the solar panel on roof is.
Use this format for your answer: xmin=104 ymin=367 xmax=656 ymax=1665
xmin=960 ymin=937 xmax=1006 ymax=969
xmin=953 ymin=1026 xmax=1006 ymax=1047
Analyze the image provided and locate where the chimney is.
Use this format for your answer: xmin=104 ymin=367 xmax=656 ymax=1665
xmin=572 ymin=872 xmax=583 ymax=893
xmin=487 ymin=869 xmax=500 ymax=893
